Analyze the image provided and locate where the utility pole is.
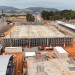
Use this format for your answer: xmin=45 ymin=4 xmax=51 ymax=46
xmin=10 ymin=32 xmax=12 ymax=47
xmin=2 ymin=9 xmax=3 ymax=16
xmin=1 ymin=9 xmax=4 ymax=22
xmin=28 ymin=25 xmax=30 ymax=47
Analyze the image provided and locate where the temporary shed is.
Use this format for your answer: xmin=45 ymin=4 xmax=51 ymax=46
xmin=5 ymin=47 xmax=22 ymax=53
xmin=25 ymin=52 xmax=36 ymax=57
xmin=54 ymin=46 xmax=68 ymax=58
xmin=0 ymin=55 xmax=12 ymax=75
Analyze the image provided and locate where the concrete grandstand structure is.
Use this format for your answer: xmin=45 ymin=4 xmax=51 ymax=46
xmin=57 ymin=21 xmax=75 ymax=30
xmin=2 ymin=25 xmax=73 ymax=47
xmin=56 ymin=21 xmax=75 ymax=35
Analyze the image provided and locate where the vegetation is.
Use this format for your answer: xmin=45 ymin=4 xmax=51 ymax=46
xmin=6 ymin=19 xmax=12 ymax=23
xmin=41 ymin=10 xmax=75 ymax=20
xmin=26 ymin=13 xmax=35 ymax=22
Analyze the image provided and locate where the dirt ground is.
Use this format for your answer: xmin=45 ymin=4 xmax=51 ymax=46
xmin=64 ymin=42 xmax=75 ymax=57
xmin=5 ymin=52 xmax=24 ymax=75
xmin=4 ymin=24 xmax=16 ymax=36
xmin=40 ymin=43 xmax=75 ymax=57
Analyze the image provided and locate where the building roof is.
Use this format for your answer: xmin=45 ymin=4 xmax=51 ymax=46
xmin=25 ymin=52 xmax=36 ymax=57
xmin=5 ymin=25 xmax=65 ymax=38
xmin=54 ymin=47 xmax=68 ymax=54
xmin=0 ymin=55 xmax=12 ymax=75
xmin=5 ymin=47 xmax=22 ymax=53
xmin=57 ymin=21 xmax=75 ymax=30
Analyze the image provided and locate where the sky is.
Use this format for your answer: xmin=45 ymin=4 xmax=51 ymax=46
xmin=0 ymin=0 xmax=75 ymax=10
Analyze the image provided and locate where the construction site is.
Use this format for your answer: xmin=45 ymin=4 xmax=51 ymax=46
xmin=0 ymin=20 xmax=75 ymax=75
xmin=26 ymin=57 xmax=75 ymax=75
xmin=2 ymin=23 xmax=73 ymax=47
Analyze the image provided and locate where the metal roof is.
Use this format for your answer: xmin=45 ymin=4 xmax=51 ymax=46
xmin=25 ymin=52 xmax=36 ymax=57
xmin=5 ymin=47 xmax=22 ymax=53
xmin=0 ymin=55 xmax=12 ymax=75
xmin=54 ymin=47 xmax=68 ymax=54
xmin=57 ymin=21 xmax=75 ymax=30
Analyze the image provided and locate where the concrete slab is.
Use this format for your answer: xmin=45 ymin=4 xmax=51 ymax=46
xmin=26 ymin=57 xmax=75 ymax=75
xmin=5 ymin=25 xmax=65 ymax=38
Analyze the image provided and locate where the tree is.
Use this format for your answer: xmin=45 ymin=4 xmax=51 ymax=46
xmin=26 ymin=13 xmax=35 ymax=22
xmin=53 ymin=11 xmax=62 ymax=20
xmin=41 ymin=10 xmax=50 ymax=20
xmin=41 ymin=10 xmax=75 ymax=20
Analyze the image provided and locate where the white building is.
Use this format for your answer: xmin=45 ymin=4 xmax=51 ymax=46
xmin=25 ymin=52 xmax=36 ymax=57
xmin=54 ymin=46 xmax=68 ymax=58
xmin=5 ymin=47 xmax=22 ymax=53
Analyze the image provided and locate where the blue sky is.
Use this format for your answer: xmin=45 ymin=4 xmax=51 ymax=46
xmin=0 ymin=0 xmax=75 ymax=10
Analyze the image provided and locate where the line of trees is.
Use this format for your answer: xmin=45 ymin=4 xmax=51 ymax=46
xmin=41 ymin=10 xmax=75 ymax=20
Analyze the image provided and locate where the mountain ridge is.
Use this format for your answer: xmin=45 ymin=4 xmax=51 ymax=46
xmin=0 ymin=6 xmax=59 ymax=13
xmin=26 ymin=7 xmax=59 ymax=12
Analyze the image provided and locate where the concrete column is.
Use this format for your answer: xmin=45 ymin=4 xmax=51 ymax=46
xmin=29 ymin=38 xmax=30 ymax=47
xmin=47 ymin=38 xmax=49 ymax=46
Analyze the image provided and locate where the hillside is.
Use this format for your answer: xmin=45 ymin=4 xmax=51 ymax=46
xmin=0 ymin=6 xmax=59 ymax=13
xmin=0 ymin=6 xmax=19 ymax=12
xmin=26 ymin=7 xmax=59 ymax=13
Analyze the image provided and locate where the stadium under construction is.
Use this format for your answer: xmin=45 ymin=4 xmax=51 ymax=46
xmin=0 ymin=21 xmax=75 ymax=75
xmin=1 ymin=23 xmax=73 ymax=47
